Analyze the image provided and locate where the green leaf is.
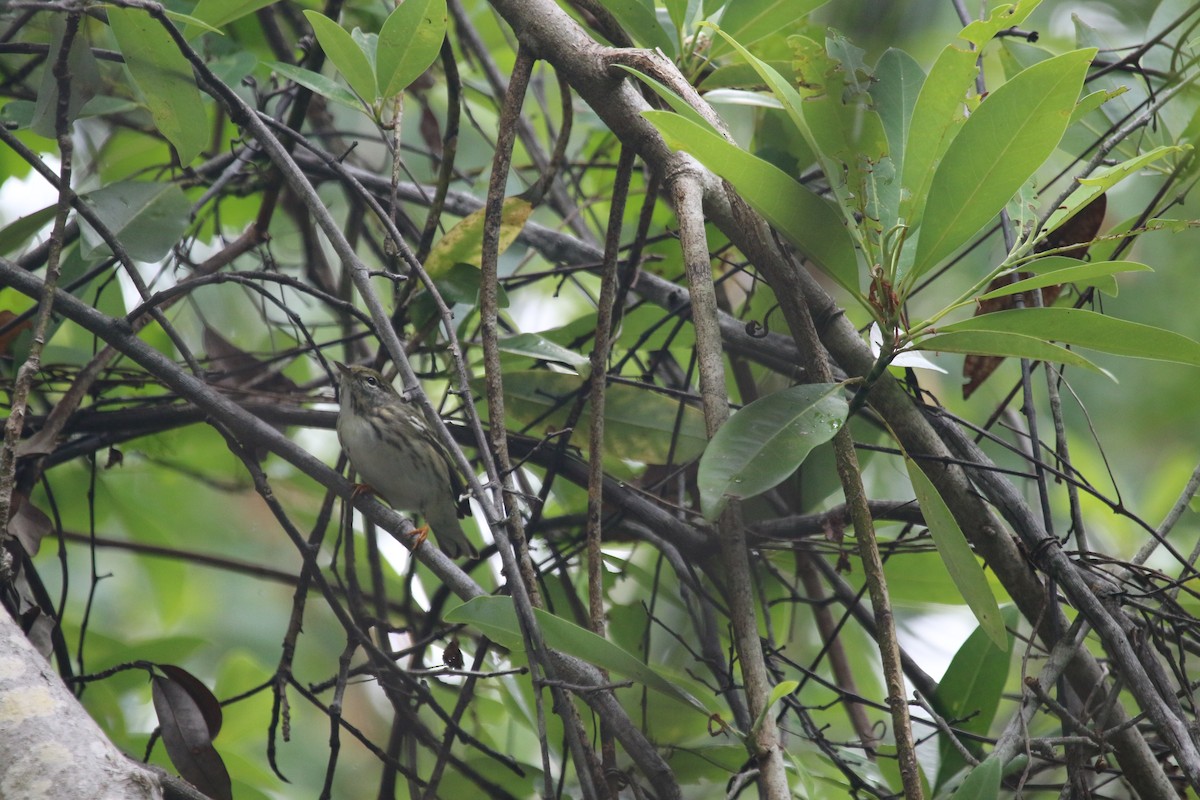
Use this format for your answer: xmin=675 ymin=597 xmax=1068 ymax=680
xmin=934 ymin=608 xmax=1016 ymax=792
xmin=268 ymin=61 xmax=364 ymax=111
xmin=697 ymin=383 xmax=847 ymax=521
xmin=959 ymin=0 xmax=1041 ymax=46
xmin=483 ymin=371 xmax=709 ymax=463
xmin=871 ymin=48 xmax=925 ymax=179
xmin=951 ymin=756 xmax=1002 ymax=800
xmin=498 ymin=333 xmax=589 ymax=369
xmin=615 ymin=65 xmax=715 ymax=132
xmin=303 ymin=11 xmax=377 ymax=103
xmin=788 ymin=34 xmax=888 ymax=216
xmin=711 ymin=0 xmax=828 ymax=53
xmin=162 ymin=10 xmax=223 ymax=36
xmin=107 ymin=7 xmax=208 ymax=165
xmin=934 ymin=307 xmax=1200 ymax=366
xmin=750 ymin=679 xmax=800 ymax=738
xmin=598 ymin=0 xmax=675 ymax=54
xmin=188 ymin=0 xmax=278 ymax=33
xmin=643 ymin=110 xmax=859 ymax=292
xmin=1042 ymin=145 xmax=1185 ymax=238
xmin=0 ymin=205 xmax=57 ymax=255
xmin=916 ymin=331 xmax=1107 ymax=374
xmin=424 ymin=196 xmax=533 ymax=279
xmin=446 ymin=596 xmax=710 ymax=713
xmin=31 ymin=16 xmax=100 ymax=138
xmin=705 ymin=28 xmax=825 ymax=189
xmin=977 ymin=259 xmax=1151 ymax=301
xmin=78 ymin=182 xmax=191 ymax=262
xmin=905 ymin=458 xmax=1008 ymax=650
xmin=912 ymin=48 xmax=1097 ymax=277
xmin=376 ymin=0 xmax=447 ymax=97
xmin=898 ymin=44 xmax=978 ymax=229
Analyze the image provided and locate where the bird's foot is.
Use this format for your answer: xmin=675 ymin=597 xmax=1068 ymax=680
xmin=410 ymin=525 xmax=429 ymax=550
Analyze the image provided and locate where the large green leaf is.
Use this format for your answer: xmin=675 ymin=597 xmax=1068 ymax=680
xmin=870 ymin=48 xmax=925 ymax=179
xmin=484 ymin=371 xmax=709 ymax=463
xmin=78 ymin=182 xmax=191 ymax=262
xmin=697 ymin=384 xmax=847 ymax=521
xmin=906 ymin=458 xmax=1007 ymax=650
xmin=933 ymin=307 xmax=1200 ymax=366
xmin=951 ymin=756 xmax=1002 ymax=800
xmin=303 ymin=11 xmax=377 ymax=103
xmin=643 ymin=110 xmax=859 ymax=292
xmin=916 ymin=331 xmax=1106 ymax=374
xmin=446 ymin=596 xmax=709 ymax=712
xmin=912 ymin=48 xmax=1096 ymax=277
xmin=898 ymin=44 xmax=978 ymax=229
xmin=376 ymin=0 xmax=447 ymax=97
xmin=788 ymin=33 xmax=888 ymax=223
xmin=933 ymin=607 xmax=1016 ymax=791
xmin=107 ymin=7 xmax=207 ymax=165
xmin=901 ymin=1 xmax=1045 ymax=231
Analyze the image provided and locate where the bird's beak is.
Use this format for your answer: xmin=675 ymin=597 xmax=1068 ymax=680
xmin=333 ymin=361 xmax=350 ymax=381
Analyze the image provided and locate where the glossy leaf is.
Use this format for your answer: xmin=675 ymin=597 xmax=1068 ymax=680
xmin=79 ymin=182 xmax=191 ymax=262
xmin=303 ymin=11 xmax=377 ymax=103
xmin=917 ymin=331 xmax=1106 ymax=373
xmin=447 ymin=596 xmax=709 ymax=712
xmin=906 ymin=458 xmax=1007 ymax=650
xmin=978 ymin=260 xmax=1150 ymax=301
xmin=913 ymin=48 xmax=1096 ymax=276
xmin=643 ymin=110 xmax=859 ymax=292
xmin=424 ymin=196 xmax=533 ymax=278
xmin=934 ymin=609 xmax=1016 ymax=792
xmin=935 ymin=307 xmax=1200 ymax=366
xmin=487 ymin=370 xmax=709 ymax=463
xmin=376 ymin=0 xmax=447 ymax=97
xmin=107 ymin=8 xmax=207 ymax=165
xmin=698 ymin=383 xmax=847 ymax=521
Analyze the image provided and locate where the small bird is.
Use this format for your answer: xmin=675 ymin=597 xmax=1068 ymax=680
xmin=334 ymin=362 xmax=477 ymax=558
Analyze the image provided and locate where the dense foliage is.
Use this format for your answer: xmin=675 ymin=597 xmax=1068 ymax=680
xmin=3 ymin=1 xmax=1200 ymax=798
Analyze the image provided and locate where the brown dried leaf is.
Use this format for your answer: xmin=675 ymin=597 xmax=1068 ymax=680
xmin=8 ymin=492 xmax=52 ymax=556
xmin=152 ymin=666 xmax=231 ymax=800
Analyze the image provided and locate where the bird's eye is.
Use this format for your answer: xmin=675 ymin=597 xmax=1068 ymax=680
xmin=365 ymin=376 xmax=378 ymax=387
